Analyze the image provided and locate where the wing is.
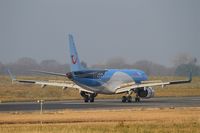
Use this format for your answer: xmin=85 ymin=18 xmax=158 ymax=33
xmin=115 ymin=73 xmax=192 ymax=94
xmin=7 ymin=69 xmax=93 ymax=93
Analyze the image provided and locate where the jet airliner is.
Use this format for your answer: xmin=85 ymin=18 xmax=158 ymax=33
xmin=8 ymin=35 xmax=192 ymax=103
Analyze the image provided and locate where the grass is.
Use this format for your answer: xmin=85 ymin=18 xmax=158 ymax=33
xmin=0 ymin=75 xmax=200 ymax=132
xmin=0 ymin=75 xmax=200 ymax=102
xmin=0 ymin=122 xmax=199 ymax=133
xmin=0 ymin=108 xmax=199 ymax=133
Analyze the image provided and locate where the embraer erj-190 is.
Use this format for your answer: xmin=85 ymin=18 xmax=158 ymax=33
xmin=8 ymin=35 xmax=192 ymax=103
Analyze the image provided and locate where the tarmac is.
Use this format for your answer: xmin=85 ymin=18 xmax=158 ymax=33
xmin=0 ymin=96 xmax=199 ymax=112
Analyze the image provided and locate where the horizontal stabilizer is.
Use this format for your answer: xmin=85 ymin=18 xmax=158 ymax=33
xmin=31 ymin=70 xmax=66 ymax=77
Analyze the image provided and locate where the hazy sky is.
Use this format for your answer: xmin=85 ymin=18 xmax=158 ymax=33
xmin=0 ymin=0 xmax=199 ymax=67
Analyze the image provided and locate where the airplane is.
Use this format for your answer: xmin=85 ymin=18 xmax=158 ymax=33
xmin=8 ymin=34 xmax=192 ymax=103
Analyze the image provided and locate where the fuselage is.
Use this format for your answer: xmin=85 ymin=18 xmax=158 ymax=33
xmin=72 ymin=69 xmax=148 ymax=94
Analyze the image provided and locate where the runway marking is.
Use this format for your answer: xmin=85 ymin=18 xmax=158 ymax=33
xmin=191 ymin=99 xmax=200 ymax=101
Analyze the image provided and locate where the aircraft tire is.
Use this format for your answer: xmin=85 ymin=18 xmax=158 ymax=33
xmin=90 ymin=97 xmax=94 ymax=102
xmin=127 ymin=96 xmax=132 ymax=103
xmin=122 ymin=96 xmax=127 ymax=103
xmin=135 ymin=97 xmax=140 ymax=102
xmin=84 ymin=96 xmax=89 ymax=103
xmin=84 ymin=99 xmax=89 ymax=102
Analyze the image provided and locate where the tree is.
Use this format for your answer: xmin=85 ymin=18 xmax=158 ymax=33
xmin=173 ymin=54 xmax=200 ymax=76
xmin=105 ymin=57 xmax=130 ymax=69
xmin=40 ymin=60 xmax=70 ymax=73
xmin=81 ymin=61 xmax=88 ymax=68
xmin=175 ymin=63 xmax=200 ymax=76
xmin=9 ymin=57 xmax=39 ymax=75
xmin=132 ymin=60 xmax=174 ymax=76
xmin=132 ymin=60 xmax=151 ymax=75
xmin=173 ymin=53 xmax=197 ymax=67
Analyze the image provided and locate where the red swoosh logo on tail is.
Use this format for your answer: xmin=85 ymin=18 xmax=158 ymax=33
xmin=71 ymin=55 xmax=77 ymax=64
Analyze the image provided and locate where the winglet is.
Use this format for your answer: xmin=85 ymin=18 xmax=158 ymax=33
xmin=169 ymin=72 xmax=192 ymax=85
xmin=6 ymin=69 xmax=16 ymax=83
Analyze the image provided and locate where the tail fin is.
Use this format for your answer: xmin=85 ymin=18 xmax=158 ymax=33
xmin=68 ymin=34 xmax=84 ymax=72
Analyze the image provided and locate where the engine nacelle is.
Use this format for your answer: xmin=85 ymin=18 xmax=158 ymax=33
xmin=137 ymin=87 xmax=155 ymax=98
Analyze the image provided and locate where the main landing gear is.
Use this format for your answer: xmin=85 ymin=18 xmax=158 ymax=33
xmin=83 ymin=95 xmax=94 ymax=103
xmin=122 ymin=96 xmax=132 ymax=103
xmin=121 ymin=95 xmax=140 ymax=103
xmin=80 ymin=91 xmax=97 ymax=103
xmin=135 ymin=96 xmax=140 ymax=102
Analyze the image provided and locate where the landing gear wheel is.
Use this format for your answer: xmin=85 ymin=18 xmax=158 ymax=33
xmin=84 ymin=96 xmax=89 ymax=103
xmin=127 ymin=96 xmax=132 ymax=103
xmin=135 ymin=97 xmax=140 ymax=102
xmin=122 ymin=96 xmax=127 ymax=103
xmin=90 ymin=97 xmax=94 ymax=103
xmin=81 ymin=91 xmax=97 ymax=103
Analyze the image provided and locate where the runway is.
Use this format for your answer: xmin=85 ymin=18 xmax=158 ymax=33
xmin=0 ymin=96 xmax=199 ymax=112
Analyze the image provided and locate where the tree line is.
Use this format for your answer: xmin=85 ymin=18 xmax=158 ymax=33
xmin=0 ymin=54 xmax=199 ymax=76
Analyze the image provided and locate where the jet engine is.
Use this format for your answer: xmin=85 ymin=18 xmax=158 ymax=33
xmin=137 ymin=87 xmax=154 ymax=98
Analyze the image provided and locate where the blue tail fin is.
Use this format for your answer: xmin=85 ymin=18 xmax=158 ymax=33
xmin=68 ymin=34 xmax=84 ymax=72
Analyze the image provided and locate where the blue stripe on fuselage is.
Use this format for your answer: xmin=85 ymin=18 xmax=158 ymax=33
xmin=73 ymin=69 xmax=148 ymax=87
